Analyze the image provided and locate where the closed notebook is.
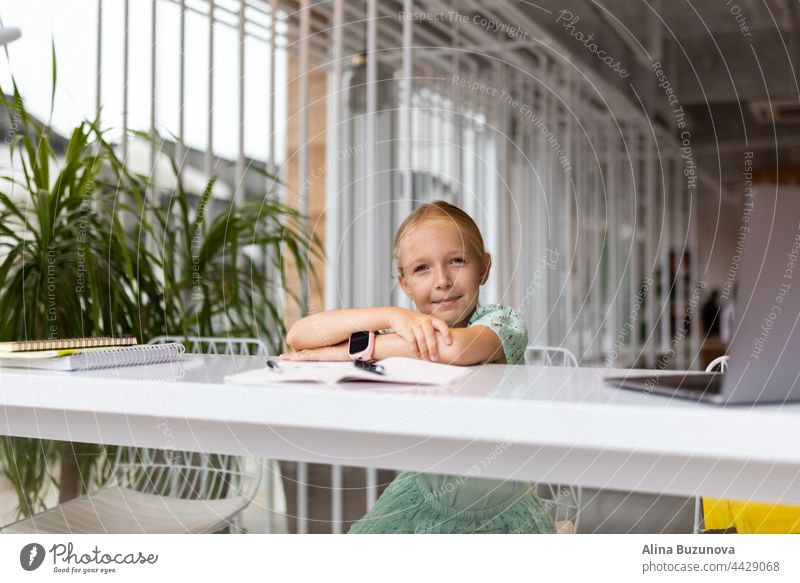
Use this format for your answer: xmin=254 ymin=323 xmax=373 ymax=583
xmin=0 ymin=343 xmax=185 ymax=371
xmin=0 ymin=336 xmax=137 ymax=352
xmin=224 ymin=357 xmax=471 ymax=387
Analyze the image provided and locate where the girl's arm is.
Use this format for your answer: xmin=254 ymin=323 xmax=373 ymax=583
xmin=286 ymin=307 xmax=453 ymax=360
xmin=285 ymin=307 xmax=396 ymax=351
xmin=283 ymin=326 xmax=505 ymax=366
xmin=374 ymin=326 xmax=505 ymax=365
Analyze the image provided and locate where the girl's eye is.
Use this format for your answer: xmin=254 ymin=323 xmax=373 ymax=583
xmin=414 ymin=265 xmax=428 ymax=273
xmin=450 ymin=257 xmax=464 ymax=264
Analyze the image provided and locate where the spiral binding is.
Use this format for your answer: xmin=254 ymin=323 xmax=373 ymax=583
xmin=70 ymin=343 xmax=185 ymax=371
xmin=0 ymin=336 xmax=137 ymax=352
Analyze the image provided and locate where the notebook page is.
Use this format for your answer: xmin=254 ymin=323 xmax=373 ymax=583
xmin=377 ymin=358 xmax=470 ymax=385
xmin=225 ymin=358 xmax=470 ymax=386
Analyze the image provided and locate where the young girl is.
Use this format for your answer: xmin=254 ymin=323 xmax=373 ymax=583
xmin=281 ymin=201 xmax=555 ymax=534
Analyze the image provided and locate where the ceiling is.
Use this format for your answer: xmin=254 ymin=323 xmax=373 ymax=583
xmin=395 ymin=0 xmax=799 ymax=194
xmin=517 ymin=0 xmax=800 ymax=193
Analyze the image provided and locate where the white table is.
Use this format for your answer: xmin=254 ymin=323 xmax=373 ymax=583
xmin=2 ymin=355 xmax=799 ymax=504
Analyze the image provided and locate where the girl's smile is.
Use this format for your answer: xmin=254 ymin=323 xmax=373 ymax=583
xmin=433 ymin=295 xmax=462 ymax=308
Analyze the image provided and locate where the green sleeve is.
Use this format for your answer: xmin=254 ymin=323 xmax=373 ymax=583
xmin=469 ymin=305 xmax=529 ymax=365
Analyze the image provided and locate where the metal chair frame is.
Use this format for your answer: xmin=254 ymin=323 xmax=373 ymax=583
xmin=525 ymin=345 xmax=580 ymax=368
xmin=693 ymin=355 xmax=730 ymax=534
xmin=525 ymin=345 xmax=583 ymax=533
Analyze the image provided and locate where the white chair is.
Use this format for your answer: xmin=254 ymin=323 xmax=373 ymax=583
xmin=153 ymin=336 xmax=373 ymax=534
xmin=524 ymin=345 xmax=583 ymax=533
xmin=148 ymin=335 xmax=289 ymax=533
xmin=525 ymin=345 xmax=579 ymax=368
xmin=148 ymin=335 xmax=270 ymax=356
xmin=1 ymin=449 xmax=259 ymax=534
xmin=1 ymin=336 xmax=271 ymax=534
xmin=706 ymin=355 xmax=730 ymax=374
xmin=693 ymin=355 xmax=730 ymax=534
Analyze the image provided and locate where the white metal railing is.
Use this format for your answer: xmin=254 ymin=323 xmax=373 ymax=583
xmin=312 ymin=0 xmax=714 ymax=372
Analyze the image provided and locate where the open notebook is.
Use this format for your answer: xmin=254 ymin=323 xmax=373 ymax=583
xmin=224 ymin=357 xmax=472 ymax=387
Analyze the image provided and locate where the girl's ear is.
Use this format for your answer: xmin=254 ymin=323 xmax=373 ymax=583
xmin=480 ymin=252 xmax=492 ymax=285
xmin=397 ymin=273 xmax=411 ymax=297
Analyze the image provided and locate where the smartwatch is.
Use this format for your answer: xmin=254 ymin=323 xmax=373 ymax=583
xmin=348 ymin=331 xmax=376 ymax=362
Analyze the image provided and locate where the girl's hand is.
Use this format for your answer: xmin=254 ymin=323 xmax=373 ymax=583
xmin=388 ymin=307 xmax=452 ymax=362
xmin=279 ymin=342 xmax=349 ymax=362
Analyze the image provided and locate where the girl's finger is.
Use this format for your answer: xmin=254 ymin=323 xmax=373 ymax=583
xmin=422 ymin=322 xmax=438 ymax=361
xmin=433 ymin=319 xmax=453 ymax=345
xmin=413 ymin=327 xmax=429 ymax=360
xmin=408 ymin=336 xmax=422 ymax=358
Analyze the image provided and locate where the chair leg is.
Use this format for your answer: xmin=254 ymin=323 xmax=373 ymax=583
xmin=693 ymin=496 xmax=703 ymax=534
xmin=573 ymin=486 xmax=582 ymax=534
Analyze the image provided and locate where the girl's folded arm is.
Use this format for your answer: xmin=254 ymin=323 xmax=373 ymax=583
xmin=285 ymin=307 xmax=397 ymax=351
xmin=372 ymin=332 xmax=424 ymax=360
xmin=435 ymin=326 xmax=505 ymax=365
xmin=372 ymin=326 xmax=504 ymax=365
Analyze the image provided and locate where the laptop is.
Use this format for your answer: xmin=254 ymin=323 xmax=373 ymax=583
xmin=606 ymin=185 xmax=800 ymax=405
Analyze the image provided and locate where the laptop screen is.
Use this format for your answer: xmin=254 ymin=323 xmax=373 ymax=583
xmin=721 ymin=185 xmax=800 ymax=404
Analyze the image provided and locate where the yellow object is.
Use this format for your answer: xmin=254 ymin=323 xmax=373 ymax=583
xmin=0 ymin=336 xmax=136 ymax=352
xmin=703 ymin=498 xmax=800 ymax=534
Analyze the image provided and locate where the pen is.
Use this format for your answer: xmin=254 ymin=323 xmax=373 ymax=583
xmin=266 ymin=359 xmax=282 ymax=373
xmin=354 ymin=360 xmax=385 ymax=375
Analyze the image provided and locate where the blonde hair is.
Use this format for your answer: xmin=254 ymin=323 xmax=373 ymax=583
xmin=393 ymin=200 xmax=487 ymax=276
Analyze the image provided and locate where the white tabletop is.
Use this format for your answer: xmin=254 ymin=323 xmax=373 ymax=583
xmin=2 ymin=355 xmax=799 ymax=504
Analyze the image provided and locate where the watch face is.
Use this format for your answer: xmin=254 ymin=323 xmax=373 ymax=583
xmin=349 ymin=331 xmax=370 ymax=354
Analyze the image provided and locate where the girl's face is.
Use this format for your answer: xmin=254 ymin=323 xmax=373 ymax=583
xmin=397 ymin=220 xmax=491 ymax=328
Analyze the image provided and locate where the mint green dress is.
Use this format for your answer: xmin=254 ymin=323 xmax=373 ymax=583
xmin=349 ymin=304 xmax=556 ymax=534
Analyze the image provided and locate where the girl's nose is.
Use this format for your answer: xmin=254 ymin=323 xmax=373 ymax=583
xmin=435 ymin=268 xmax=453 ymax=289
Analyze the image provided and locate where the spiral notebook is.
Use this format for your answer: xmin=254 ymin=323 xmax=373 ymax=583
xmin=0 ymin=336 xmax=137 ymax=352
xmin=0 ymin=343 xmax=185 ymax=371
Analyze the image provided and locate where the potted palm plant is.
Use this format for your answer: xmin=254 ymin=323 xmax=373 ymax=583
xmin=0 ymin=73 xmax=321 ymax=517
